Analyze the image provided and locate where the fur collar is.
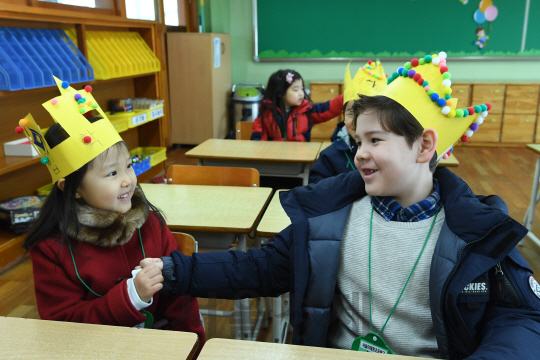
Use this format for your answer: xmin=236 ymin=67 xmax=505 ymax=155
xmin=67 ymin=188 xmax=149 ymax=247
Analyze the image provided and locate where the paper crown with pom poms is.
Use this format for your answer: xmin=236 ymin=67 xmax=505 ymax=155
xmin=343 ymin=59 xmax=387 ymax=104
xmin=15 ymin=76 xmax=123 ymax=183
xmin=382 ymin=52 xmax=491 ymax=161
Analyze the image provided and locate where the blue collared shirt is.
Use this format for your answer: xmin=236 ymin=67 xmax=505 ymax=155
xmin=371 ymin=179 xmax=442 ymax=222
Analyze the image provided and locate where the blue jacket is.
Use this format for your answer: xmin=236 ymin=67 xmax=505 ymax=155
xmin=164 ymin=168 xmax=540 ymax=359
xmin=309 ymin=121 xmax=358 ymax=184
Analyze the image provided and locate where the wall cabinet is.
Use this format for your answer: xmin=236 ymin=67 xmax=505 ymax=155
xmin=309 ymin=82 xmax=343 ymax=142
xmin=167 ymin=33 xmax=231 ymax=145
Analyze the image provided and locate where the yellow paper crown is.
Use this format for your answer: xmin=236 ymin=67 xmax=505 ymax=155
xmin=16 ymin=77 xmax=123 ymax=183
xmin=343 ymin=59 xmax=387 ymax=104
xmin=381 ymin=52 xmax=491 ymax=160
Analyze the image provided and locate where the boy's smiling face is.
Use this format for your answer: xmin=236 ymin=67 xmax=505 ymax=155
xmin=354 ymin=110 xmax=423 ymax=204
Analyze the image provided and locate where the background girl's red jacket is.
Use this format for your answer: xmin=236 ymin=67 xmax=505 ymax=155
xmin=251 ymin=94 xmax=343 ymax=141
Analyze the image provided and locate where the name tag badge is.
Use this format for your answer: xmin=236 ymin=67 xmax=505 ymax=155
xmin=352 ymin=332 xmax=393 ymax=354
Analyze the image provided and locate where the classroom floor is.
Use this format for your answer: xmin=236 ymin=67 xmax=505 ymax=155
xmin=1 ymin=146 xmax=540 ymax=344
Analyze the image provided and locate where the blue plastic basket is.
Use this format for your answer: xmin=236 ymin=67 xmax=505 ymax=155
xmin=0 ymin=46 xmax=23 ymax=91
xmin=132 ymin=157 xmax=151 ymax=176
xmin=53 ymin=30 xmax=94 ymax=82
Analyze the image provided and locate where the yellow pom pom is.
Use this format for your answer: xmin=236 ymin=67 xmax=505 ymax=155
xmin=443 ymin=87 xmax=452 ymax=95
xmin=19 ymin=119 xmax=28 ymax=127
xmin=448 ymin=110 xmax=456 ymax=118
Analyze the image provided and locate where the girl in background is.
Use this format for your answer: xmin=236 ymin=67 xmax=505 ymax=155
xmin=251 ymin=69 xmax=343 ymax=141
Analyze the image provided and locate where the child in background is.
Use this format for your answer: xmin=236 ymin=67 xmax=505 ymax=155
xmin=19 ymin=78 xmax=205 ymax=355
xmin=310 ymin=60 xmax=387 ymax=183
xmin=142 ymin=53 xmax=540 ymax=358
xmin=251 ymin=69 xmax=343 ymax=141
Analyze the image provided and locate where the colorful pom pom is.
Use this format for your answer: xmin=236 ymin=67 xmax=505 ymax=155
xmin=424 ymin=86 xmax=431 ymax=91
xmin=480 ymin=104 xmax=488 ymax=112
xmin=392 ymin=71 xmax=399 ymax=79
xmin=407 ymin=69 xmax=416 ymax=77
xmin=465 ymin=129 xmax=474 ymax=137
xmin=79 ymin=108 xmax=85 ymax=113
xmin=440 ymin=66 xmax=449 ymax=74
xmin=397 ymin=67 xmax=405 ymax=74
xmin=481 ymin=111 xmax=488 ymax=117
xmin=84 ymin=85 xmax=92 ymax=92
xmin=411 ymin=58 xmax=419 ymax=67
xmin=475 ymin=117 xmax=484 ymax=125
xmin=443 ymin=87 xmax=452 ymax=95
xmin=446 ymin=99 xmax=454 ymax=107
xmin=470 ymin=123 xmax=479 ymax=131
xmin=83 ymin=136 xmax=92 ymax=144
xmin=461 ymin=135 xmax=469 ymax=142
xmin=51 ymin=98 xmax=58 ymax=105
xmin=463 ymin=109 xmax=469 ymax=117
xmin=442 ymin=79 xmax=452 ymax=87
xmin=437 ymin=98 xmax=446 ymax=107
xmin=422 ymin=80 xmax=429 ymax=87
xmin=92 ymin=103 xmax=98 ymax=109
xmin=61 ymin=81 xmax=69 ymax=89
xmin=456 ymin=109 xmax=464 ymax=117
xmin=419 ymin=58 xmax=426 ymax=65
xmin=485 ymin=102 xmax=492 ymax=110
xmin=431 ymin=93 xmax=439 ymax=101
xmin=467 ymin=107 xmax=475 ymax=115
xmin=41 ymin=157 xmax=49 ymax=164
xmin=428 ymin=89 xmax=435 ymax=95
xmin=432 ymin=57 xmax=441 ymax=66
xmin=424 ymin=55 xmax=432 ymax=63
xmin=77 ymin=98 xmax=85 ymax=104
xmin=449 ymin=110 xmax=456 ymax=118
xmin=417 ymin=78 xmax=424 ymax=85
xmin=439 ymin=51 xmax=447 ymax=59
xmin=401 ymin=69 xmax=408 ymax=76
xmin=368 ymin=60 xmax=372 ymax=64
xmin=442 ymin=73 xmax=451 ymax=80
xmin=441 ymin=106 xmax=451 ymax=115
xmin=413 ymin=73 xmax=421 ymax=81
xmin=473 ymin=105 xmax=481 ymax=113
xmin=18 ymin=119 xmax=28 ymax=127
xmin=404 ymin=62 xmax=412 ymax=70
xmin=443 ymin=153 xmax=449 ymax=160
xmin=445 ymin=94 xmax=451 ymax=100
xmin=74 ymin=93 xmax=82 ymax=101
xmin=15 ymin=126 xmax=23 ymax=134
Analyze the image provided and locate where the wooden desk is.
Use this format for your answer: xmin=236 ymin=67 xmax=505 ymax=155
xmin=257 ymin=190 xmax=290 ymax=238
xmin=439 ymin=153 xmax=459 ymax=167
xmin=0 ymin=316 xmax=198 ymax=359
xmin=198 ymin=338 xmax=419 ymax=359
xmin=186 ymin=139 xmax=322 ymax=185
xmin=522 ymin=144 xmax=540 ymax=248
xmin=140 ymin=183 xmax=272 ymax=341
xmin=318 ymin=141 xmax=332 ymax=158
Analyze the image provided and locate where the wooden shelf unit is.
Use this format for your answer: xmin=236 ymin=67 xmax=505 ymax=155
xmin=0 ymin=3 xmax=171 ymax=273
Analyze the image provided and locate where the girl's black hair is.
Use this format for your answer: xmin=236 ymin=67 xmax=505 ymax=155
xmin=259 ymin=69 xmax=312 ymax=139
xmin=23 ymin=117 xmax=165 ymax=249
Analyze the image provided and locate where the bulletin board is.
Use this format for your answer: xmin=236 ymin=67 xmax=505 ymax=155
xmin=253 ymin=0 xmax=540 ymax=61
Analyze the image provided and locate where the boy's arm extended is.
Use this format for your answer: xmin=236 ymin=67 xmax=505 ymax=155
xmin=309 ymin=94 xmax=344 ymax=125
xmin=160 ymin=226 xmax=293 ymax=299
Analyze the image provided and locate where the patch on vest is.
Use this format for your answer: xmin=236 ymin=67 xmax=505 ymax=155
xmin=461 ymin=281 xmax=490 ymax=295
xmin=529 ymin=276 xmax=540 ymax=300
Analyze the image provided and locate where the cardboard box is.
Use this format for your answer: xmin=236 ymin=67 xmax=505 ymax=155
xmin=3 ymin=138 xmax=38 ymax=157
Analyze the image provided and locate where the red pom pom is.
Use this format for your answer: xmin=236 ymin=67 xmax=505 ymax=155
xmin=368 ymin=60 xmax=372 ymax=64
xmin=84 ymin=85 xmax=92 ymax=93
xmin=440 ymin=66 xmax=449 ymax=74
xmin=411 ymin=58 xmax=419 ymax=67
xmin=485 ymin=102 xmax=492 ymax=110
xmin=447 ymin=151 xmax=451 ymax=156
xmin=386 ymin=74 xmax=389 ymax=78
xmin=417 ymin=78 xmax=424 ymax=85
xmin=467 ymin=107 xmax=475 ymax=115
xmin=15 ymin=126 xmax=24 ymax=134
xmin=83 ymin=136 xmax=92 ymax=144
xmin=413 ymin=73 xmax=421 ymax=81
xmin=461 ymin=135 xmax=470 ymax=142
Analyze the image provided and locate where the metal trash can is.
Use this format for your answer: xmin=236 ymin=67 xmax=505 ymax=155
xmin=231 ymin=83 xmax=264 ymax=128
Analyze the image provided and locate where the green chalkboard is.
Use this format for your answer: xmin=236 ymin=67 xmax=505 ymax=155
xmin=254 ymin=0 xmax=540 ymax=60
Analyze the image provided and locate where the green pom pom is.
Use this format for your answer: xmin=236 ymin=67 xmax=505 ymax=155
xmin=392 ymin=71 xmax=399 ymax=79
xmin=463 ymin=109 xmax=469 ymax=117
xmin=474 ymin=105 xmax=482 ymax=113
xmin=481 ymin=104 xmax=488 ymax=111
xmin=419 ymin=58 xmax=425 ymax=65
xmin=442 ymin=72 xmax=451 ymax=80
xmin=424 ymin=55 xmax=432 ymax=63
xmin=79 ymin=108 xmax=85 ymax=113
xmin=422 ymin=81 xmax=429 ymax=87
xmin=41 ymin=157 xmax=49 ymax=164
xmin=456 ymin=109 xmax=464 ymax=117
xmin=445 ymin=94 xmax=451 ymax=100
xmin=404 ymin=62 xmax=412 ymax=70
xmin=401 ymin=69 xmax=408 ymax=76
xmin=427 ymin=89 xmax=434 ymax=95
xmin=92 ymin=103 xmax=98 ymax=109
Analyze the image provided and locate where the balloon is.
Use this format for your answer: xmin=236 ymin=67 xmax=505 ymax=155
xmin=484 ymin=5 xmax=498 ymax=22
xmin=473 ymin=9 xmax=486 ymax=24
xmin=479 ymin=0 xmax=493 ymax=12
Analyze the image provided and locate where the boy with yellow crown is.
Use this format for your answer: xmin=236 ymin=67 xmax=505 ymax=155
xmin=141 ymin=52 xmax=540 ymax=358
xmin=19 ymin=77 xmax=205 ymax=355
xmin=310 ymin=59 xmax=386 ymax=183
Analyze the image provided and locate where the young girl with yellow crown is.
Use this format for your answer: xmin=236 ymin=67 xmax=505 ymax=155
xmin=19 ymin=78 xmax=205 ymax=356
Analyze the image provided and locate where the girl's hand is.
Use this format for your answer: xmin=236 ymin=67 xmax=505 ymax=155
xmin=133 ymin=264 xmax=163 ymax=303
xmin=140 ymin=258 xmax=163 ymax=271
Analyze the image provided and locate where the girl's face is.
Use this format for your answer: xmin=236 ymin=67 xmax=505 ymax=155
xmin=76 ymin=145 xmax=137 ymax=214
xmin=343 ymin=101 xmax=356 ymax=138
xmin=283 ymin=79 xmax=304 ymax=109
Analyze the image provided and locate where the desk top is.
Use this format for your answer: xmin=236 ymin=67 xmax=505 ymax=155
xmin=527 ymin=144 xmax=540 ymax=155
xmin=140 ymin=184 xmax=272 ymax=233
xmin=186 ymin=139 xmax=322 ymax=163
xmin=0 ymin=316 xmax=198 ymax=360
xmin=257 ymin=190 xmax=289 ymax=237
xmin=439 ymin=153 xmax=459 ymax=167
xmin=198 ymin=338 xmax=419 ymax=359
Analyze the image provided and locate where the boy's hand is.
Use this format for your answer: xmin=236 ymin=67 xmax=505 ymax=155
xmin=140 ymin=258 xmax=163 ymax=271
xmin=133 ymin=264 xmax=163 ymax=303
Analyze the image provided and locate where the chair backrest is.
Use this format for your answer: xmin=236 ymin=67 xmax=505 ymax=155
xmin=236 ymin=121 xmax=253 ymax=140
xmin=166 ymin=165 xmax=259 ymax=187
xmin=172 ymin=232 xmax=198 ymax=255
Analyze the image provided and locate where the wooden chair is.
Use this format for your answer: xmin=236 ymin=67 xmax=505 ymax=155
xmin=172 ymin=232 xmax=198 ymax=255
xmin=166 ymin=164 xmax=259 ymax=187
xmin=236 ymin=121 xmax=254 ymax=140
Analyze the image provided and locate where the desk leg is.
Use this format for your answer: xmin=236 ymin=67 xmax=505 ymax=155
xmin=522 ymin=157 xmax=540 ymax=248
xmin=273 ymin=292 xmax=290 ymax=343
xmin=198 ymin=159 xmax=203 ymax=166
xmin=235 ymin=234 xmax=253 ymax=340
xmin=301 ymin=164 xmax=311 ymax=186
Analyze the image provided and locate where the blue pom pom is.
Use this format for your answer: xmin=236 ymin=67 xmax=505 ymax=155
xmin=61 ymin=81 xmax=69 ymax=89
xmin=397 ymin=67 xmax=405 ymax=75
xmin=437 ymin=98 xmax=446 ymax=107
xmin=430 ymin=93 xmax=439 ymax=101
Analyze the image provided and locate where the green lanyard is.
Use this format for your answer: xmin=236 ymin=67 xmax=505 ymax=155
xmin=343 ymin=151 xmax=354 ymax=169
xmin=368 ymin=206 xmax=439 ymax=335
xmin=67 ymin=228 xmax=153 ymax=328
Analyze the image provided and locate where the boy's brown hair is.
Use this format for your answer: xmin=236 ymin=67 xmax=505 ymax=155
xmin=352 ymin=95 xmax=438 ymax=173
